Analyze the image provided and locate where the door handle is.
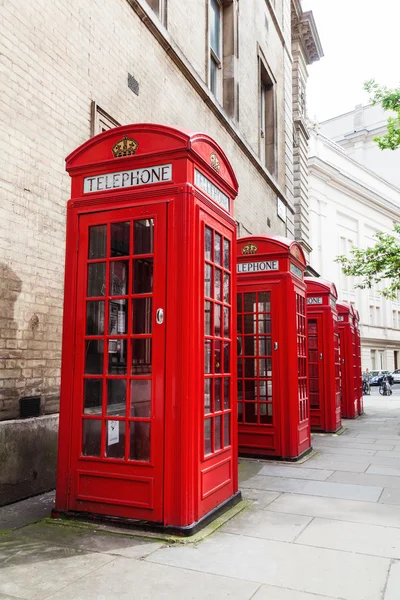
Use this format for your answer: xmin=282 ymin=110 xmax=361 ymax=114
xmin=156 ymin=308 xmax=164 ymax=324
xmin=274 ymin=342 xmax=278 ymax=351
xmin=320 ymin=353 xmax=323 ymax=360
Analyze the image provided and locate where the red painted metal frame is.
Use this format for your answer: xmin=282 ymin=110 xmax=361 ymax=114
xmin=55 ymin=124 xmax=239 ymax=531
xmin=337 ymin=303 xmax=359 ymax=419
xmin=305 ymin=278 xmax=342 ymax=433
xmin=354 ymin=309 xmax=364 ymax=415
xmin=236 ymin=236 xmax=311 ymax=460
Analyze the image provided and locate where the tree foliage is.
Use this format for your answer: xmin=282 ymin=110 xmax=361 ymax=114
xmin=336 ymin=225 xmax=400 ymax=299
xmin=364 ymin=80 xmax=400 ymax=150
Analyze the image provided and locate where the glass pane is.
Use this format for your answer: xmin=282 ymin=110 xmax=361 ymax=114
xmin=106 ymin=420 xmax=125 ymax=458
xmin=259 ymin=380 xmax=267 ymax=400
xmin=215 ymin=233 xmax=222 ymax=266
xmin=210 ymin=0 xmax=221 ymax=57
xmin=215 ymin=340 xmax=222 ymax=373
xmin=260 ymin=404 xmax=273 ymax=424
xmin=245 ymin=379 xmax=256 ymax=399
xmin=130 ymin=422 xmax=150 ymax=461
xmin=204 ymin=378 xmax=212 ymax=414
xmin=244 ymin=402 xmax=257 ymax=423
xmin=214 ymin=304 xmax=221 ymax=336
xmin=130 ymin=379 xmax=151 ymax=417
xmin=205 ymin=340 xmax=212 ymax=374
xmin=86 ymin=301 xmax=104 ymax=335
xmin=268 ymin=380 xmax=272 ymax=398
xmin=258 ymin=314 xmax=271 ymax=334
xmin=224 ymin=413 xmax=230 ymax=447
xmin=87 ymin=263 xmax=105 ymax=297
xmin=85 ymin=340 xmax=104 ymax=374
xmin=238 ymin=402 xmax=243 ymax=422
xmin=259 ymin=359 xmax=267 ymax=377
xmin=205 ymin=227 xmax=212 ymax=261
xmin=110 ymin=261 xmax=128 ymax=296
xmin=244 ymin=314 xmax=256 ymax=334
xmin=215 ymin=269 xmax=222 ymax=301
xmin=223 ymin=307 xmax=230 ymax=337
xmin=244 ymin=358 xmax=256 ymax=378
xmin=258 ymin=337 xmax=271 ymax=355
xmin=224 ymin=239 xmax=230 ymax=269
xmin=109 ymin=300 xmax=127 ymax=335
xmin=205 ymin=301 xmax=212 ymax=335
xmin=238 ymin=379 xmax=243 ymax=400
xmin=88 ymin=225 xmax=106 ymax=259
xmin=133 ymin=298 xmax=152 ymax=333
xmin=108 ymin=339 xmax=127 ymax=375
xmin=204 ymin=418 xmax=212 ymax=456
xmin=224 ymin=378 xmax=230 ymax=409
xmin=258 ymin=292 xmax=271 ymax=312
xmin=214 ymin=416 xmax=222 ymax=451
xmin=214 ymin=377 xmax=222 ymax=412
xmin=237 ymin=293 xmax=242 ymax=312
xmin=106 ymin=379 xmax=126 ymax=416
xmin=131 ymin=338 xmax=152 ymax=374
xmin=84 ymin=379 xmax=102 ymax=415
xmin=133 ymin=259 xmax=153 ymax=294
xmin=134 ymin=219 xmax=154 ymax=255
xmin=223 ymin=342 xmax=230 ymax=373
xmin=244 ymin=336 xmax=256 ymax=356
xmin=205 ymin=264 xmax=212 ymax=297
xmin=224 ymin=273 xmax=230 ymax=304
xmin=237 ymin=315 xmax=242 ymax=334
xmin=267 ymin=358 xmax=272 ymax=377
xmin=82 ymin=419 xmax=101 ymax=456
xmin=244 ymin=292 xmax=256 ymax=312
xmin=111 ymin=222 xmax=130 ymax=257
xmin=210 ymin=56 xmax=218 ymax=95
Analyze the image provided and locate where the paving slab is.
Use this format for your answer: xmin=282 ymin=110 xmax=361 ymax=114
xmin=147 ymin=531 xmax=389 ymax=600
xmin=314 ymin=451 xmax=376 ymax=464
xmin=369 ymin=455 xmax=400 ymax=467
xmin=300 ymin=458 xmax=370 ymax=473
xmin=379 ymin=489 xmax=400 ymax=505
xmin=258 ymin=465 xmax=334 ymax=481
xmin=300 ymin=479 xmax=383 ymax=502
xmin=309 ymin=446 xmax=377 ymax=457
xmin=241 ymin=489 xmax=282 ymax=509
xmin=295 ymin=517 xmax=400 ymax=559
xmin=384 ymin=560 xmax=400 ymax=600
xmin=240 ymin=475 xmax=309 ymax=493
xmin=45 ymin=556 xmax=260 ymax=600
xmin=0 ymin=491 xmax=55 ymax=530
xmin=221 ymin=508 xmax=312 ymax=542
xmin=252 ymin=584 xmax=338 ymax=600
xmin=313 ymin=440 xmax=394 ymax=451
xmin=367 ymin=464 xmax=400 ymax=477
xmin=376 ymin=450 xmax=400 ymax=458
xmin=327 ymin=470 xmax=400 ymax=489
xmin=265 ymin=493 xmax=400 ymax=528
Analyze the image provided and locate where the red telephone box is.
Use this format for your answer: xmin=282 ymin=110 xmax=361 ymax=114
xmin=54 ymin=124 xmax=240 ymax=534
xmin=337 ymin=303 xmax=358 ymax=419
xmin=236 ymin=236 xmax=311 ymax=460
xmin=354 ymin=309 xmax=364 ymax=415
xmin=305 ymin=278 xmax=342 ymax=433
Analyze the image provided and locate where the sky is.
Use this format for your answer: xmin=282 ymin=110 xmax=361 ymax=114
xmin=302 ymin=0 xmax=400 ymax=122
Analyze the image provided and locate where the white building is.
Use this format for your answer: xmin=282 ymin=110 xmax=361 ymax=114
xmin=308 ymin=127 xmax=400 ymax=372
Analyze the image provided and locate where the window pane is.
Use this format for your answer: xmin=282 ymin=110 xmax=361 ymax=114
xmin=108 ymin=339 xmax=127 ymax=375
xmin=109 ymin=300 xmax=127 ymax=335
xmin=258 ymin=292 xmax=270 ymax=312
xmin=214 ymin=303 xmax=221 ymax=336
xmin=88 ymin=225 xmax=106 ymax=259
xmin=205 ymin=301 xmax=212 ymax=335
xmin=223 ymin=307 xmax=230 ymax=337
xmin=82 ymin=419 xmax=101 ymax=456
xmin=210 ymin=56 xmax=218 ymax=96
xmin=110 ymin=261 xmax=128 ymax=296
xmin=215 ymin=268 xmax=222 ymax=301
xmin=244 ymin=402 xmax=257 ymax=423
xmin=224 ymin=413 xmax=230 ymax=447
xmin=205 ymin=340 xmax=212 ymax=374
xmin=205 ymin=264 xmax=212 ymax=297
xmin=224 ymin=273 xmax=230 ymax=304
xmin=205 ymin=227 xmax=212 ymax=261
xmin=106 ymin=420 xmax=125 ymax=459
xmin=260 ymin=403 xmax=273 ymax=424
xmin=223 ymin=342 xmax=230 ymax=373
xmin=84 ymin=379 xmax=102 ymax=415
xmin=244 ymin=293 xmax=256 ymax=312
xmin=244 ymin=314 xmax=256 ymax=334
xmin=237 ymin=315 xmax=242 ymax=334
xmin=244 ymin=336 xmax=256 ymax=356
xmin=237 ymin=293 xmax=242 ymax=312
xmin=245 ymin=379 xmax=256 ymax=399
xmin=130 ymin=422 xmax=150 ymax=461
xmin=204 ymin=418 xmax=212 ymax=456
xmin=215 ymin=340 xmax=222 ymax=373
xmin=215 ymin=233 xmax=222 ymax=266
xmin=111 ymin=222 xmax=130 ymax=257
xmin=210 ymin=0 xmax=221 ymax=57
xmin=87 ymin=263 xmax=105 ymax=297
xmin=132 ymin=298 xmax=152 ymax=334
xmin=205 ymin=378 xmax=212 ymax=414
xmin=134 ymin=219 xmax=154 ymax=255
xmin=130 ymin=379 xmax=151 ymax=417
xmin=224 ymin=378 xmax=230 ymax=409
xmin=86 ymin=301 xmax=104 ymax=335
xmin=214 ymin=416 xmax=222 ymax=451
xmin=133 ymin=259 xmax=153 ymax=294
xmin=106 ymin=379 xmax=126 ymax=416
xmin=85 ymin=340 xmax=104 ymax=374
xmin=238 ymin=402 xmax=243 ymax=422
xmin=224 ymin=239 xmax=230 ymax=269
xmin=131 ymin=338 xmax=152 ymax=374
xmin=214 ymin=377 xmax=222 ymax=412
xmin=258 ymin=314 xmax=271 ymax=334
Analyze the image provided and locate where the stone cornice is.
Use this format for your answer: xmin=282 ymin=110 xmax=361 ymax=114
xmin=292 ymin=10 xmax=324 ymax=65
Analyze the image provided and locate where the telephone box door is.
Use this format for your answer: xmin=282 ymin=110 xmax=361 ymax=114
xmin=308 ymin=314 xmax=325 ymax=430
xmin=69 ymin=203 xmax=166 ymax=522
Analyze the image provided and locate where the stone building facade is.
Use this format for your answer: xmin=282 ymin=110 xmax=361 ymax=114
xmin=0 ymin=0 xmax=321 ymax=503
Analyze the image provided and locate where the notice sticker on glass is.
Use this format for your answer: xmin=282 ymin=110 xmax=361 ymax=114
xmin=108 ymin=420 xmax=119 ymax=446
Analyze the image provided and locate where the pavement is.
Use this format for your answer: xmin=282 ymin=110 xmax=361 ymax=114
xmin=2 ymin=395 xmax=400 ymax=599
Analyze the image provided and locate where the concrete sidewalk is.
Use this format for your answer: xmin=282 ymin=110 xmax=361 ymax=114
xmin=1 ymin=396 xmax=400 ymax=599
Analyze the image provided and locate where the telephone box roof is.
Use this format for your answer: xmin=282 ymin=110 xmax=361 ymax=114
xmin=238 ymin=235 xmax=306 ymax=266
xmin=305 ymin=277 xmax=338 ymax=299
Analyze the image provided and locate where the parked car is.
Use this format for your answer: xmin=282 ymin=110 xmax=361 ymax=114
xmin=369 ymin=370 xmax=391 ymax=385
xmin=391 ymin=369 xmax=400 ymax=383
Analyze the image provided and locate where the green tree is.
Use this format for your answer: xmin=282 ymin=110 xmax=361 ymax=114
xmin=336 ymin=225 xmax=400 ymax=299
xmin=364 ymin=80 xmax=400 ymax=150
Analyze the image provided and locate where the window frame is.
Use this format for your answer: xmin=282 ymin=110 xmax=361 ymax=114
xmin=258 ymin=53 xmax=277 ymax=176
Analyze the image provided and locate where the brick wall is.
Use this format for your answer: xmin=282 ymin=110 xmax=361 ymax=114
xmin=0 ymin=0 xmax=294 ymax=419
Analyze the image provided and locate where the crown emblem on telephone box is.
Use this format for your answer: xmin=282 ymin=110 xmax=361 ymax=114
xmin=112 ymin=135 xmax=138 ymax=158
xmin=242 ymin=243 xmax=258 ymax=255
